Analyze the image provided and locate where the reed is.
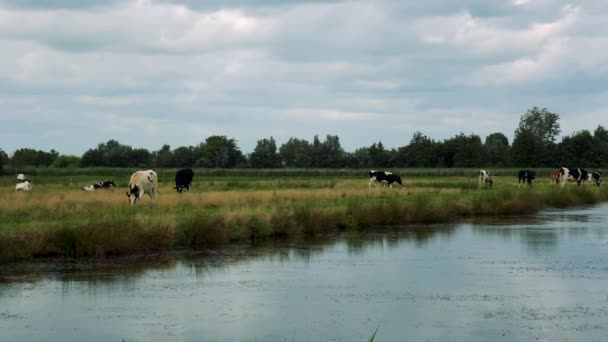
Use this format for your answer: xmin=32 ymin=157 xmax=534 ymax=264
xmin=1 ymin=173 xmax=606 ymax=263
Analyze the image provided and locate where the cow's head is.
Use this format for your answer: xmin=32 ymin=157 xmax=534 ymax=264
xmin=174 ymin=185 xmax=184 ymax=193
xmin=396 ymin=175 xmax=403 ymax=185
xmin=106 ymin=180 xmax=116 ymax=187
xmin=126 ymin=185 xmax=140 ymax=205
xmin=593 ymin=171 xmax=602 ymax=186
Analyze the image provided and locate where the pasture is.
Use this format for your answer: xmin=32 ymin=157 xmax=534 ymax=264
xmin=0 ymin=168 xmax=606 ymax=263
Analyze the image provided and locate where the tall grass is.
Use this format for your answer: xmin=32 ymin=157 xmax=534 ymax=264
xmin=0 ymin=174 xmax=607 ymax=263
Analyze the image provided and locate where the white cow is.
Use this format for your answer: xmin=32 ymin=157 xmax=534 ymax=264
xmin=126 ymin=170 xmax=158 ymax=205
xmin=478 ymin=170 xmax=493 ymax=187
xmin=15 ymin=181 xmax=32 ymax=192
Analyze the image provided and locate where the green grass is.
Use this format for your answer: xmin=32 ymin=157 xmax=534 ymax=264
xmin=0 ymin=169 xmax=606 ymax=264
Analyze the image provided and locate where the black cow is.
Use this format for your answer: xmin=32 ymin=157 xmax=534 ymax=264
xmin=82 ymin=179 xmax=116 ymax=191
xmin=174 ymin=168 xmax=194 ymax=193
xmin=559 ymin=167 xmax=589 ymax=187
xmin=368 ymin=170 xmax=402 ymax=188
xmin=518 ymin=170 xmax=535 ymax=187
xmin=591 ymin=171 xmax=602 ymax=187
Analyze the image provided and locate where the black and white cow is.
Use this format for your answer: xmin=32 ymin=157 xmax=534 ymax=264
xmin=590 ymin=170 xmax=602 ymax=187
xmin=368 ymin=170 xmax=403 ymax=188
xmin=558 ymin=167 xmax=589 ymax=187
xmin=82 ymin=179 xmax=116 ymax=191
xmin=518 ymin=170 xmax=535 ymax=187
xmin=478 ymin=170 xmax=493 ymax=187
xmin=126 ymin=170 xmax=158 ymax=205
xmin=174 ymin=168 xmax=194 ymax=193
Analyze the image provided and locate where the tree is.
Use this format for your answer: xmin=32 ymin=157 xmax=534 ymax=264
xmin=153 ymin=144 xmax=174 ymax=168
xmin=80 ymin=140 xmax=152 ymax=167
xmin=518 ymin=107 xmax=561 ymax=144
xmin=402 ymin=132 xmax=438 ymax=167
xmin=482 ymin=132 xmax=511 ymax=166
xmin=195 ymin=135 xmax=244 ymax=168
xmin=557 ymin=130 xmax=601 ymax=167
xmin=511 ymin=129 xmax=545 ymax=167
xmin=11 ymin=148 xmax=58 ymax=167
xmin=249 ymin=137 xmax=282 ymax=168
xmin=319 ymin=135 xmax=347 ymax=168
xmin=441 ymin=133 xmax=482 ymax=167
xmin=0 ymin=147 xmax=8 ymax=175
xmin=51 ymin=155 xmax=81 ymax=168
xmin=173 ymin=146 xmax=196 ymax=167
xmin=594 ymin=125 xmax=608 ymax=144
xmin=279 ymin=138 xmax=312 ymax=167
xmin=368 ymin=142 xmax=391 ymax=167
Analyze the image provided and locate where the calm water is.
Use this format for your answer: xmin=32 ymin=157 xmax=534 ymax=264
xmin=2 ymin=203 xmax=608 ymax=341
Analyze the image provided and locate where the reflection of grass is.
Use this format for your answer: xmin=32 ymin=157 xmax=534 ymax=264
xmin=1 ymin=173 xmax=606 ymax=263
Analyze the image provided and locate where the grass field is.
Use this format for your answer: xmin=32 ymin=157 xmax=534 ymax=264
xmin=0 ymin=168 xmax=606 ymax=263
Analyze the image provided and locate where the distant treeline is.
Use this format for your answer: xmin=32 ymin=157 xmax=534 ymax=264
xmin=1 ymin=107 xmax=607 ymax=173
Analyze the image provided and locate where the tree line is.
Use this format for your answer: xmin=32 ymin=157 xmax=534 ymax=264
xmin=1 ymin=107 xmax=607 ymax=173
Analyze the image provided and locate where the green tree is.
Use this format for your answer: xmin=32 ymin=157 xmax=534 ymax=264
xmin=351 ymin=147 xmax=372 ymax=168
xmin=173 ymin=146 xmax=196 ymax=167
xmin=279 ymin=138 xmax=312 ymax=167
xmin=402 ymin=132 xmax=438 ymax=167
xmin=482 ymin=132 xmax=511 ymax=166
xmin=511 ymin=129 xmax=545 ymax=167
xmin=250 ymin=137 xmax=282 ymax=168
xmin=195 ymin=135 xmax=244 ymax=168
xmin=441 ymin=133 xmax=482 ymax=167
xmin=369 ymin=142 xmax=390 ymax=167
xmin=11 ymin=148 xmax=58 ymax=167
xmin=518 ymin=107 xmax=561 ymax=144
xmin=153 ymin=144 xmax=174 ymax=167
xmin=0 ymin=147 xmax=8 ymax=175
xmin=51 ymin=155 xmax=81 ymax=168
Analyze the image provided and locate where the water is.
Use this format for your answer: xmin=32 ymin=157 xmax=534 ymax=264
xmin=2 ymin=203 xmax=608 ymax=341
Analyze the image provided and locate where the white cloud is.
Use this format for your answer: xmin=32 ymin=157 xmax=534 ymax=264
xmin=0 ymin=0 xmax=607 ymax=154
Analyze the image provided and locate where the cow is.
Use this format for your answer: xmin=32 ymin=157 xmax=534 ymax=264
xmin=549 ymin=169 xmax=561 ymax=184
xmin=478 ymin=170 xmax=493 ymax=187
xmin=368 ymin=170 xmax=403 ymax=188
xmin=15 ymin=181 xmax=32 ymax=192
xmin=126 ymin=170 xmax=158 ymax=205
xmin=518 ymin=170 xmax=535 ymax=187
xmin=174 ymin=168 xmax=194 ymax=193
xmin=82 ymin=179 xmax=116 ymax=191
xmin=590 ymin=170 xmax=602 ymax=187
xmin=558 ymin=167 xmax=589 ymax=187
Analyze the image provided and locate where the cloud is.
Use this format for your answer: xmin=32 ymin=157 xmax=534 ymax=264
xmin=0 ymin=0 xmax=607 ymax=155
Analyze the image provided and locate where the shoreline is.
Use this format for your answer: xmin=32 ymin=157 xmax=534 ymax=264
xmin=1 ymin=182 xmax=606 ymax=264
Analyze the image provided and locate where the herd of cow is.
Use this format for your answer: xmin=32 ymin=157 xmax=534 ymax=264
xmin=12 ymin=167 xmax=603 ymax=204
xmin=368 ymin=168 xmax=602 ymax=189
xmin=13 ymin=168 xmax=195 ymax=205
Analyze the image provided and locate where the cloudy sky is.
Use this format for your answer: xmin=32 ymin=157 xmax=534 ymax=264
xmin=0 ymin=0 xmax=606 ymax=155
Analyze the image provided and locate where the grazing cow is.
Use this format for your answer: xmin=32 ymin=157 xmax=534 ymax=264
xmin=368 ymin=170 xmax=403 ymax=188
xmin=558 ymin=167 xmax=589 ymax=187
xmin=82 ymin=179 xmax=116 ymax=191
xmin=174 ymin=168 xmax=194 ymax=193
xmin=590 ymin=170 xmax=602 ymax=187
xmin=15 ymin=181 xmax=32 ymax=192
xmin=518 ymin=170 xmax=535 ymax=187
xmin=549 ymin=169 xmax=561 ymax=184
xmin=478 ymin=170 xmax=493 ymax=187
xmin=126 ymin=170 xmax=158 ymax=205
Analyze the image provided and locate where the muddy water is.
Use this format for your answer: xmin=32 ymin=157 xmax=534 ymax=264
xmin=2 ymin=204 xmax=608 ymax=341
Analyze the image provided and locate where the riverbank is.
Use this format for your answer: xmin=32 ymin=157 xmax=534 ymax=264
xmin=1 ymin=175 xmax=606 ymax=263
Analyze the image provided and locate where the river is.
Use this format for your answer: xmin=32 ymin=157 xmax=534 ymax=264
xmin=2 ymin=203 xmax=608 ymax=341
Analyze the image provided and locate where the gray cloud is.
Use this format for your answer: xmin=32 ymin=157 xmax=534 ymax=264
xmin=0 ymin=0 xmax=606 ymax=155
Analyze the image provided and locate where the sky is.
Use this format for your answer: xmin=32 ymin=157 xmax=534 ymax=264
xmin=0 ymin=0 xmax=607 ymax=155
